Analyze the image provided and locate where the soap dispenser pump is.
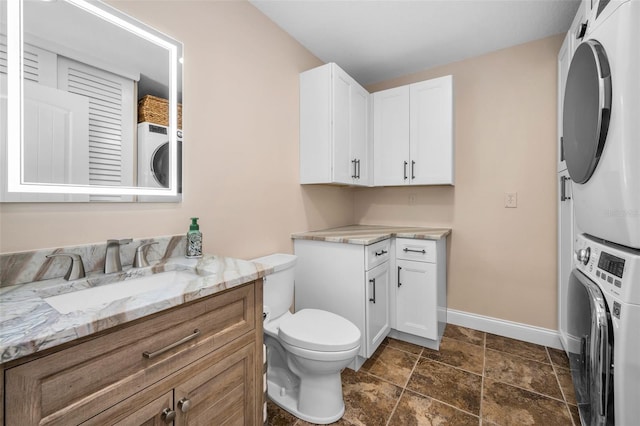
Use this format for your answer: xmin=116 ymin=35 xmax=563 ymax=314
xmin=186 ymin=217 xmax=203 ymax=259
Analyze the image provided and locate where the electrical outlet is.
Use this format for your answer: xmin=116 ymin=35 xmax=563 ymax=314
xmin=505 ymin=192 xmax=518 ymax=208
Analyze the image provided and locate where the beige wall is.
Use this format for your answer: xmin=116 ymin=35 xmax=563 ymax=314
xmin=0 ymin=2 xmax=563 ymax=331
xmin=0 ymin=1 xmax=355 ymax=257
xmin=358 ymin=34 xmax=563 ymax=329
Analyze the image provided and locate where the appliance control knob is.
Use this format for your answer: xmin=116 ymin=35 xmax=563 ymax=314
xmin=576 ymin=248 xmax=591 ymax=265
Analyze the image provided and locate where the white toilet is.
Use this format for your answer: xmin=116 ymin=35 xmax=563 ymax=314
xmin=252 ymin=253 xmax=361 ymax=424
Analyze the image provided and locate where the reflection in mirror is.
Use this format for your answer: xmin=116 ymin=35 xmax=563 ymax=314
xmin=0 ymin=0 xmax=183 ymax=202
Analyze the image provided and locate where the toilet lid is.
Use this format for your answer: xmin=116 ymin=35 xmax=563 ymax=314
xmin=278 ymin=309 xmax=361 ymax=352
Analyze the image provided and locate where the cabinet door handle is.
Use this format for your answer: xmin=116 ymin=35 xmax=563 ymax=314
xmin=352 ymin=159 xmax=357 ymax=179
xmin=403 ymin=248 xmax=426 ymax=254
xmin=411 ymin=160 xmax=416 ymax=179
xmin=161 ymin=408 xmax=176 ymax=423
xmin=369 ymin=278 xmax=376 ymax=303
xmin=397 ymin=266 xmax=402 ymax=287
xmin=403 ymin=161 xmax=408 ymax=180
xmin=560 ymin=175 xmax=571 ymax=201
xmin=143 ymin=329 xmax=200 ymax=359
xmin=356 ymin=159 xmax=361 ymax=179
xmin=178 ymin=397 xmax=191 ymax=413
xmin=375 ymin=249 xmax=388 ymax=256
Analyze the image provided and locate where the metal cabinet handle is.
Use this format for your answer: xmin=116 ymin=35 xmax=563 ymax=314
xmin=397 ymin=266 xmax=402 ymax=288
xmin=356 ymin=159 xmax=361 ymax=179
xmin=560 ymin=175 xmax=571 ymax=201
xmin=403 ymin=248 xmax=426 ymax=254
xmin=411 ymin=160 xmax=416 ymax=179
xmin=374 ymin=249 xmax=388 ymax=256
xmin=143 ymin=329 xmax=200 ymax=359
xmin=178 ymin=397 xmax=191 ymax=413
xmin=369 ymin=278 xmax=376 ymax=303
xmin=161 ymin=408 xmax=176 ymax=423
xmin=352 ymin=159 xmax=357 ymax=179
xmin=403 ymin=161 xmax=408 ymax=180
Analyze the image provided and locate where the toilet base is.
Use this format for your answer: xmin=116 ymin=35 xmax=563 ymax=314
xmin=267 ymin=378 xmax=345 ymax=425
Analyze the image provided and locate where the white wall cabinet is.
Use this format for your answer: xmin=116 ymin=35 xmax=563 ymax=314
xmin=300 ymin=63 xmax=371 ymax=186
xmin=293 ymin=238 xmax=390 ymax=370
xmin=373 ymin=75 xmax=454 ymax=186
xmin=391 ymin=238 xmax=446 ymax=343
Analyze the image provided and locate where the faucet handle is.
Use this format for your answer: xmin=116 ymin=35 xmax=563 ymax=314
xmin=46 ymin=253 xmax=86 ymax=281
xmin=133 ymin=242 xmax=159 ymax=268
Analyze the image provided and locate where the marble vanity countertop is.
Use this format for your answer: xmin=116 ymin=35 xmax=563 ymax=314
xmin=291 ymin=225 xmax=451 ymax=245
xmin=0 ymin=255 xmax=271 ymax=364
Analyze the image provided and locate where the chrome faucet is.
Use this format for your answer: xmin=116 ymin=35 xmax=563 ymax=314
xmin=104 ymin=239 xmax=132 ymax=274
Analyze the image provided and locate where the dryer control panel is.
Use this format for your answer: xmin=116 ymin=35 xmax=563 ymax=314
xmin=574 ymin=234 xmax=640 ymax=304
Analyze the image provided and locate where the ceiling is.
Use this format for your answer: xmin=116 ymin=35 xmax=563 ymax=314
xmin=250 ymin=0 xmax=581 ymax=86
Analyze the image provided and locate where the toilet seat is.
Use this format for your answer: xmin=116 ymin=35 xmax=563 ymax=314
xmin=278 ymin=309 xmax=360 ymax=352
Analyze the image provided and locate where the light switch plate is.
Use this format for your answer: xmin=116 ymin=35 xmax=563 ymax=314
xmin=505 ymin=192 xmax=518 ymax=208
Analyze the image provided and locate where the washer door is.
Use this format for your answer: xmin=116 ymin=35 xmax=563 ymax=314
xmin=566 ymin=269 xmax=613 ymax=426
xmin=150 ymin=140 xmax=182 ymax=192
xmin=562 ymin=40 xmax=612 ymax=184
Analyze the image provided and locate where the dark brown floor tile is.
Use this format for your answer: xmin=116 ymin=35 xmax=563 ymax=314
xmin=383 ymin=337 xmax=424 ymax=355
xmin=421 ymin=336 xmax=484 ymax=374
xmin=482 ymin=379 xmax=573 ymax=425
xmin=340 ymin=368 xmax=403 ymax=426
xmin=485 ymin=333 xmax=550 ymax=363
xmin=267 ymin=400 xmax=299 ymax=426
xmin=362 ymin=345 xmax=419 ymax=387
xmin=443 ymin=324 xmax=485 ymax=346
xmin=407 ymin=357 xmax=482 ymax=415
xmin=555 ymin=367 xmax=577 ymax=405
xmin=547 ymin=347 xmax=571 ymax=370
xmin=484 ymin=349 xmax=563 ymax=400
xmin=388 ymin=389 xmax=479 ymax=426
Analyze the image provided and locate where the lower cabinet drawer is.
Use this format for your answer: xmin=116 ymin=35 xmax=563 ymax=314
xmin=395 ymin=238 xmax=436 ymax=263
xmin=365 ymin=239 xmax=391 ymax=270
xmin=5 ymin=283 xmax=256 ymax=426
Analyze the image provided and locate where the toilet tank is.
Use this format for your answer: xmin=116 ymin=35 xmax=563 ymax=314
xmin=251 ymin=253 xmax=297 ymax=319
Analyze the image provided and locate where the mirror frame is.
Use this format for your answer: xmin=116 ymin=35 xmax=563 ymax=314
xmin=5 ymin=0 xmax=182 ymax=197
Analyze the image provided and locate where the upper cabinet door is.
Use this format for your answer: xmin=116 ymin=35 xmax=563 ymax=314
xmin=351 ymin=83 xmax=370 ymax=185
xmin=332 ymin=68 xmax=353 ymax=184
xmin=409 ymin=75 xmax=454 ymax=185
xmin=373 ymin=85 xmax=410 ymax=186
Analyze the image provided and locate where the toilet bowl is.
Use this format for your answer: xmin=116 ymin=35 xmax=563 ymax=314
xmin=253 ymin=254 xmax=361 ymax=424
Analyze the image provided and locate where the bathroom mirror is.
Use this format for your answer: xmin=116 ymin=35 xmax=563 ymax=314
xmin=0 ymin=0 xmax=183 ymax=202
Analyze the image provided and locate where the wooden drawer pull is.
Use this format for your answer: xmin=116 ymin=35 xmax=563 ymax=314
xmin=143 ymin=329 xmax=201 ymax=359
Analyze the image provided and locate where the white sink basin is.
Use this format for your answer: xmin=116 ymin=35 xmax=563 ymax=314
xmin=45 ymin=270 xmax=203 ymax=314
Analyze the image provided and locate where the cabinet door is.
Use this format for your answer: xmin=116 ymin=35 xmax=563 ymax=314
xmin=332 ymin=67 xmax=352 ymax=184
xmin=373 ymin=85 xmax=410 ymax=186
xmin=396 ymin=259 xmax=437 ymax=340
xmin=409 ymin=76 xmax=454 ymax=185
xmin=350 ymin=83 xmax=370 ymax=185
xmin=82 ymin=391 xmax=174 ymax=426
xmin=365 ymin=262 xmax=390 ymax=357
xmin=174 ymin=341 xmax=256 ymax=426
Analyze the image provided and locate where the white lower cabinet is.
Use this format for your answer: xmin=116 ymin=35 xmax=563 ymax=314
xmin=390 ymin=238 xmax=447 ymax=347
xmin=294 ymin=238 xmax=390 ymax=370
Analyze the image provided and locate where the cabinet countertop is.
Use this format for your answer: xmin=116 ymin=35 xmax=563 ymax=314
xmin=292 ymin=225 xmax=451 ymax=245
xmin=0 ymin=255 xmax=270 ymax=364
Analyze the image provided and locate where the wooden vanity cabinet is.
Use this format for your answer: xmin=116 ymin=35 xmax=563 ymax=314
xmin=2 ymin=280 xmax=263 ymax=426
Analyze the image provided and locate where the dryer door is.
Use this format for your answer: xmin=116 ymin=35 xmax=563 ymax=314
xmin=151 ymin=140 xmax=182 ymax=192
xmin=566 ymin=269 xmax=614 ymax=426
xmin=562 ymin=40 xmax=612 ymax=184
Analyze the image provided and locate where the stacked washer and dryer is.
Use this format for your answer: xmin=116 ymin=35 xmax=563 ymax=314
xmin=561 ymin=0 xmax=640 ymax=425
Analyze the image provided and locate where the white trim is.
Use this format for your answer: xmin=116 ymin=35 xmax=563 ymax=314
xmin=447 ymin=308 xmax=563 ymax=350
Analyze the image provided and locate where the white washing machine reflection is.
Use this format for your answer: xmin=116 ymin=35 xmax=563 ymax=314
xmin=137 ymin=122 xmax=182 ymax=202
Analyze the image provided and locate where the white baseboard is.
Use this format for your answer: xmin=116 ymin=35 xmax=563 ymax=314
xmin=447 ymin=309 xmax=563 ymax=350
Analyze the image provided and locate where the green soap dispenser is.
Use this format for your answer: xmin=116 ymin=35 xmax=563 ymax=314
xmin=186 ymin=217 xmax=203 ymax=258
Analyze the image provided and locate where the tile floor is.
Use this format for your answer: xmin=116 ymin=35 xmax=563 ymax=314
xmin=267 ymin=324 xmax=580 ymax=426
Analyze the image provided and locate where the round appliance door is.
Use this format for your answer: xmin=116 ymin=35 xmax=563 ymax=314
xmin=150 ymin=140 xmax=182 ymax=192
xmin=566 ymin=269 xmax=613 ymax=426
xmin=562 ymin=40 xmax=612 ymax=184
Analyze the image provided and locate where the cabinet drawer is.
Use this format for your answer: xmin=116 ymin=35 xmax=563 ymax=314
xmin=396 ymin=238 xmax=436 ymax=263
xmin=5 ymin=282 xmax=257 ymax=426
xmin=365 ymin=239 xmax=391 ymax=270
